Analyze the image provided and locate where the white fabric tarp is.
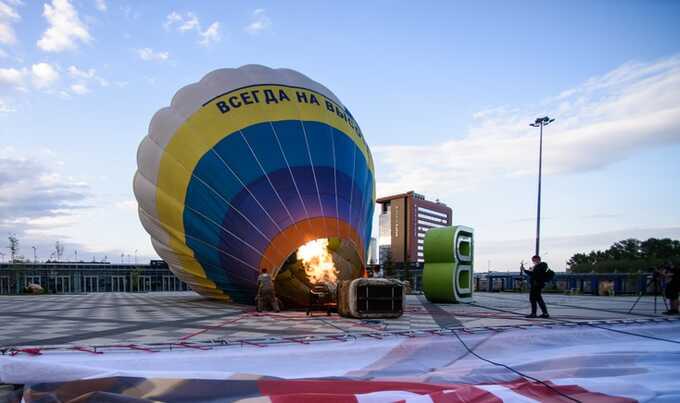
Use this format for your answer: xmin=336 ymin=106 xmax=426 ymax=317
xmin=2 ymin=321 xmax=679 ymax=402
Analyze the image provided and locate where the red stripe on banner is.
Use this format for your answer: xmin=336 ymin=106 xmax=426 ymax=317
xmin=269 ymin=393 xmax=357 ymax=403
xmin=259 ymin=379 xmax=444 ymax=395
xmin=429 ymin=387 xmax=502 ymax=403
xmin=259 ymin=380 xmax=502 ymax=403
xmin=503 ymin=379 xmax=637 ymax=403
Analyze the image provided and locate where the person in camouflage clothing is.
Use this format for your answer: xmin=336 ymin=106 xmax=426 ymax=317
xmin=256 ymin=268 xmax=280 ymax=312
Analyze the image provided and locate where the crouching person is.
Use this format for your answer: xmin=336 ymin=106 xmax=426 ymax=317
xmin=256 ymin=268 xmax=280 ymax=312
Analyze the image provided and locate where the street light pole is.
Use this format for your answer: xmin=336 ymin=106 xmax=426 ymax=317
xmin=529 ymin=116 xmax=555 ymax=257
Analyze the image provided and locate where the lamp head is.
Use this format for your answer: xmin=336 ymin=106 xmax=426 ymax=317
xmin=531 ymin=116 xmax=555 ymax=126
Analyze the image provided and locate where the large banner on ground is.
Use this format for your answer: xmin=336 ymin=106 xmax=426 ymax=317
xmin=2 ymin=321 xmax=679 ymax=402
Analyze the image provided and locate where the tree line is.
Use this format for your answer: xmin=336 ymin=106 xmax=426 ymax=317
xmin=3 ymin=235 xmax=66 ymax=263
xmin=567 ymin=238 xmax=680 ymax=273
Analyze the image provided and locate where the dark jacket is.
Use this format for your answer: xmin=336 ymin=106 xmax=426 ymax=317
xmin=530 ymin=262 xmax=548 ymax=287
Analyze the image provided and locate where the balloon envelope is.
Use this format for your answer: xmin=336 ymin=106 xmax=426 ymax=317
xmin=134 ymin=65 xmax=374 ymax=303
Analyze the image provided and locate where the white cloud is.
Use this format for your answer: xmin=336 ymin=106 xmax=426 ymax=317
xmin=2 ymin=63 xmax=108 ymax=96
xmin=0 ymin=66 xmax=25 ymax=87
xmin=31 ymin=62 xmax=59 ymax=89
xmin=178 ymin=12 xmax=199 ymax=32
xmin=94 ymin=0 xmax=106 ymax=12
xmin=69 ymin=82 xmax=88 ymax=95
xmin=115 ymin=199 xmax=137 ymax=210
xmin=1 ymin=62 xmax=60 ymax=90
xmin=0 ymin=147 xmax=149 ymax=262
xmin=67 ymin=65 xmax=108 ymax=88
xmin=0 ymin=96 xmax=15 ymax=112
xmin=0 ymin=2 xmax=19 ymax=20
xmin=0 ymin=147 xmax=90 ymax=237
xmin=136 ymin=47 xmax=168 ymax=62
xmin=163 ymin=11 xmax=181 ymax=29
xmin=244 ymin=8 xmax=271 ymax=35
xmin=198 ymin=21 xmax=220 ymax=46
xmin=374 ymin=55 xmax=680 ymax=197
xmin=37 ymin=0 xmax=91 ymax=52
xmin=0 ymin=1 xmax=22 ymax=45
xmin=67 ymin=65 xmax=94 ymax=79
xmin=0 ymin=0 xmax=21 ymax=45
xmin=165 ymin=11 xmax=198 ymax=32
xmin=165 ymin=11 xmax=220 ymax=46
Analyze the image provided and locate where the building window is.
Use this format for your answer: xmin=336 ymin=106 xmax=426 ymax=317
xmin=417 ymin=214 xmax=448 ymax=224
xmin=418 ymin=220 xmax=444 ymax=228
xmin=83 ymin=276 xmax=99 ymax=292
xmin=25 ymin=275 xmax=41 ymax=286
xmin=378 ymin=212 xmax=391 ymax=247
xmin=417 ymin=206 xmax=448 ymax=218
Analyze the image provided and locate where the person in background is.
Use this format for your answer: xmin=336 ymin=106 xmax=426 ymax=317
xmin=521 ymin=255 xmax=550 ymax=318
xmin=256 ymin=268 xmax=280 ymax=312
xmin=662 ymin=263 xmax=679 ymax=315
xmin=373 ymin=266 xmax=383 ymax=278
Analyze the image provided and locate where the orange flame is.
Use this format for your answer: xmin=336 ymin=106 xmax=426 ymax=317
xmin=297 ymin=238 xmax=337 ymax=284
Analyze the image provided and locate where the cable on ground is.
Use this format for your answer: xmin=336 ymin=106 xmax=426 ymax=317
xmin=450 ymin=329 xmax=582 ymax=403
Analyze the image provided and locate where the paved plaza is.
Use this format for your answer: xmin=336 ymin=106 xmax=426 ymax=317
xmin=0 ymin=291 xmax=674 ymax=348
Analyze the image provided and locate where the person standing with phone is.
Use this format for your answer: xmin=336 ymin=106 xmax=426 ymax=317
xmin=521 ymin=255 xmax=550 ymax=318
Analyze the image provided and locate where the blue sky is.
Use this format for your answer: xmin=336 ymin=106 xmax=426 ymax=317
xmin=1 ymin=0 xmax=679 ymax=269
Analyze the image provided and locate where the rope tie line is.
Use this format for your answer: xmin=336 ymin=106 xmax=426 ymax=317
xmin=466 ymin=301 xmax=680 ymax=345
xmin=176 ymin=342 xmax=211 ymax=350
xmin=327 ymin=335 xmax=355 ymax=342
xmin=179 ymin=316 xmax=246 ymax=341
xmin=363 ymin=333 xmax=384 ymax=339
xmin=240 ymin=340 xmax=266 ymax=348
xmin=9 ymin=348 xmax=42 ymax=356
xmin=71 ymin=346 xmax=102 ymax=355
xmin=2 ymin=316 xmax=678 ymax=355
xmin=108 ymin=344 xmax=157 ymax=353
xmin=451 ymin=330 xmax=582 ymax=403
xmin=285 ymin=337 xmax=311 ymax=345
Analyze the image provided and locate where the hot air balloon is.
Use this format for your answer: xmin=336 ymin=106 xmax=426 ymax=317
xmin=134 ymin=65 xmax=375 ymax=305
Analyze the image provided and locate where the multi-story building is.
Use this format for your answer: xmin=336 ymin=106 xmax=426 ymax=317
xmin=376 ymin=191 xmax=452 ymax=264
xmin=0 ymin=260 xmax=188 ymax=295
xmin=367 ymin=237 xmax=378 ymax=265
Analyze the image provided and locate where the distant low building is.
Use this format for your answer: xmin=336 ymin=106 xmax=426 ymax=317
xmin=377 ymin=191 xmax=452 ymax=264
xmin=474 ymin=271 xmax=652 ymax=295
xmin=0 ymin=260 xmax=188 ymax=295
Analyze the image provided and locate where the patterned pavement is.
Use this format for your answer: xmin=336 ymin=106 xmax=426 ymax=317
xmin=0 ymin=291 xmax=669 ymax=348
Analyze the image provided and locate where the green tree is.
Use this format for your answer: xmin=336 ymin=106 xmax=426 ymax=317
xmin=7 ymin=234 xmax=19 ymax=263
xmin=567 ymin=237 xmax=680 ymax=273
